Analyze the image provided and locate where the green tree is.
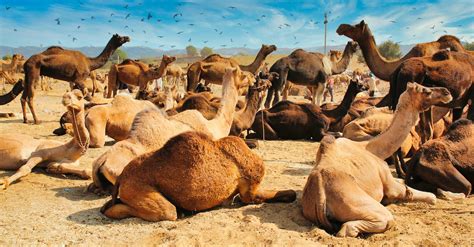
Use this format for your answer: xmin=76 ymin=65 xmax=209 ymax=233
xmin=464 ymin=41 xmax=474 ymax=51
xmin=200 ymin=47 xmax=213 ymax=57
xmin=2 ymin=54 xmax=12 ymax=60
xmin=110 ymin=49 xmax=128 ymax=63
xmin=377 ymin=40 xmax=401 ymax=60
xmin=186 ymin=45 xmax=198 ymax=57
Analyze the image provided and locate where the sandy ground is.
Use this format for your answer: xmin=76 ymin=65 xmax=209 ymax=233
xmin=0 ymin=80 xmax=473 ymax=246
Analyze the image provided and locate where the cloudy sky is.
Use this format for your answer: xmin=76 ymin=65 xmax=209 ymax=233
xmin=0 ymin=0 xmax=473 ymax=49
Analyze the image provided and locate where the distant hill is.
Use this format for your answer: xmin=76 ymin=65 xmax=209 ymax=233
xmin=0 ymin=44 xmax=415 ymax=59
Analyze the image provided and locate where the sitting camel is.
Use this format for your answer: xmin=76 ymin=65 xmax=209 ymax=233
xmin=301 ymin=83 xmax=452 ymax=237
xmin=0 ymin=90 xmax=91 ymax=189
xmin=406 ymin=119 xmax=473 ymax=196
xmin=101 ymin=131 xmax=297 ymax=221
xmin=249 ymin=79 xmax=366 ymax=141
xmin=107 ymin=55 xmax=176 ymax=99
xmin=89 ymin=67 xmax=242 ymax=194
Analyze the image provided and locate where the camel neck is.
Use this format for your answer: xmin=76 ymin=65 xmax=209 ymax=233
xmin=88 ymin=38 xmax=119 ymax=71
xmin=365 ymin=98 xmax=419 ymax=159
xmin=235 ymin=88 xmax=262 ymax=125
xmin=357 ymin=34 xmax=404 ymax=81
xmin=215 ymin=75 xmax=239 ymax=128
xmin=69 ymin=107 xmax=90 ymax=153
xmin=322 ymin=83 xmax=358 ymax=123
xmin=156 ymin=62 xmax=169 ymax=79
xmin=240 ymin=49 xmax=267 ymax=74
xmin=330 ymin=46 xmax=353 ymax=75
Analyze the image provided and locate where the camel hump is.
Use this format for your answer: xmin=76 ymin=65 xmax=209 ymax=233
xmin=45 ymin=46 xmax=64 ymax=51
xmin=437 ymin=35 xmax=461 ymax=44
xmin=432 ymin=50 xmax=451 ymax=61
xmin=319 ymin=135 xmax=337 ymax=154
xmin=445 ymin=119 xmax=473 ymax=141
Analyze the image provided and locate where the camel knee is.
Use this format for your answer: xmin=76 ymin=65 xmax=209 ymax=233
xmin=337 ymin=215 xmax=394 ymax=237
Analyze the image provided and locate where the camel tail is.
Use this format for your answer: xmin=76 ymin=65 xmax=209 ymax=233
xmin=0 ymin=79 xmax=23 ymax=105
xmin=302 ymin=171 xmax=335 ymax=233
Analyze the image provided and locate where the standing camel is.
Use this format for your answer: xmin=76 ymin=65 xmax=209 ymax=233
xmin=302 ymin=83 xmax=452 ymax=237
xmin=187 ymin=44 xmax=276 ymax=91
xmin=107 ymin=55 xmax=176 ymax=99
xmin=265 ymin=41 xmax=358 ymax=107
xmin=0 ymin=90 xmax=92 ymax=189
xmin=0 ymin=34 xmax=130 ymax=124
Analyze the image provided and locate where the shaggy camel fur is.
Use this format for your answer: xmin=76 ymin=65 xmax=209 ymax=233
xmin=186 ymin=44 xmax=276 ymax=91
xmin=101 ymin=131 xmax=297 ymax=221
xmin=107 ymin=55 xmax=176 ymax=99
xmin=388 ymin=50 xmax=473 ymax=142
xmin=249 ymin=79 xmax=365 ymax=140
xmin=406 ymin=119 xmax=473 ymax=196
xmin=266 ymin=41 xmax=358 ymax=107
xmin=336 ymin=20 xmax=472 ymax=81
xmin=2 ymin=34 xmax=130 ymax=124
xmin=89 ymin=67 xmax=242 ymax=194
xmin=301 ymin=83 xmax=452 ymax=237
xmin=0 ymin=90 xmax=91 ymax=189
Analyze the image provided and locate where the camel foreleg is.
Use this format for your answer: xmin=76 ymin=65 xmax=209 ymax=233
xmin=0 ymin=156 xmax=43 ymax=189
xmin=238 ymin=179 xmax=296 ymax=204
xmin=46 ymin=160 xmax=91 ymax=179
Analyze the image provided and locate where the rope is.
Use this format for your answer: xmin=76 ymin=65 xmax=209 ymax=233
xmin=71 ymin=107 xmax=89 ymax=154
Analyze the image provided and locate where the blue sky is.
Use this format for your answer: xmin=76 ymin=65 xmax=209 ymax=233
xmin=0 ymin=0 xmax=473 ymax=49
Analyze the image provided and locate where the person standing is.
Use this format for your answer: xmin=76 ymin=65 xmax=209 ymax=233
xmin=324 ymin=76 xmax=335 ymax=102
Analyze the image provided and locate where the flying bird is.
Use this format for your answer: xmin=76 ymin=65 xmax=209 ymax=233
xmin=72 ymin=37 xmax=77 ymax=42
xmin=294 ymin=42 xmax=300 ymax=45
xmin=237 ymin=23 xmax=242 ymax=26
xmin=243 ymin=44 xmax=247 ymax=47
xmin=214 ymin=29 xmax=219 ymax=32
xmin=159 ymin=45 xmax=165 ymax=47
xmin=230 ymin=38 xmax=233 ymax=42
xmin=417 ymin=17 xmax=422 ymax=20
xmin=203 ymin=40 xmax=208 ymax=43
xmin=108 ymin=20 xmax=112 ymax=23
xmin=147 ymin=13 xmax=152 ymax=20
xmin=221 ymin=45 xmax=227 ymax=47
xmin=157 ymin=35 xmax=164 ymax=38
xmin=188 ymin=38 xmax=192 ymax=42
xmin=143 ymin=30 xmax=146 ymax=34
xmin=284 ymin=23 xmax=291 ymax=27
xmin=219 ymin=31 xmax=223 ymax=35
xmin=177 ymin=31 xmax=184 ymax=34
xmin=125 ymin=13 xmax=131 ymax=19
xmin=77 ymin=25 xmax=81 ymax=29
xmin=261 ymin=15 xmax=266 ymax=18
xmin=293 ymin=35 xmax=296 ymax=40
xmin=443 ymin=30 xmax=447 ymax=33
xmin=189 ymin=23 xmax=194 ymax=26
xmin=157 ymin=19 xmax=162 ymax=22
xmin=13 ymin=28 xmax=17 ymax=32
xmin=173 ymin=13 xmax=182 ymax=18
xmin=81 ymin=18 xmax=86 ymax=21
xmin=256 ymin=18 xmax=261 ymax=22
xmin=141 ymin=18 xmax=145 ymax=22
xmin=5 ymin=6 xmax=11 ymax=10
xmin=124 ymin=4 xmax=129 ymax=9
xmin=124 ymin=25 xmax=129 ymax=29
xmin=430 ymin=25 xmax=435 ymax=29
xmin=54 ymin=18 xmax=60 ymax=25
xmin=58 ymin=40 xmax=61 ymax=44
xmin=228 ymin=6 xmax=237 ymax=9
xmin=90 ymin=16 xmax=94 ymax=19
xmin=171 ymin=45 xmax=176 ymax=48
xmin=110 ymin=13 xmax=114 ymax=17
xmin=390 ymin=20 xmax=397 ymax=23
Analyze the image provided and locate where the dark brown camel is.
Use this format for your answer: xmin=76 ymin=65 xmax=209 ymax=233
xmin=101 ymin=131 xmax=296 ymax=222
xmin=405 ymin=119 xmax=473 ymax=196
xmin=0 ymin=34 xmax=130 ymax=124
xmin=387 ymin=50 xmax=473 ymax=142
xmin=265 ymin=41 xmax=358 ymax=107
xmin=249 ymin=79 xmax=366 ymax=140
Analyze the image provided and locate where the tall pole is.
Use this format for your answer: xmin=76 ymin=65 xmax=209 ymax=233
xmin=324 ymin=12 xmax=328 ymax=54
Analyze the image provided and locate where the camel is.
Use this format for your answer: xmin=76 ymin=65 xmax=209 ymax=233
xmin=336 ymin=20 xmax=473 ymax=82
xmin=388 ymin=49 xmax=473 ymax=142
xmin=0 ymin=54 xmax=24 ymax=73
xmin=0 ymin=90 xmax=92 ymax=189
xmin=164 ymin=64 xmax=186 ymax=87
xmin=100 ymin=131 xmax=296 ymax=221
xmin=249 ymin=79 xmax=366 ymax=140
xmin=88 ymin=67 xmax=242 ymax=194
xmin=0 ymin=34 xmax=130 ymax=124
xmin=265 ymin=41 xmax=358 ymax=107
xmin=405 ymin=119 xmax=473 ymax=196
xmin=107 ymin=55 xmax=176 ymax=99
xmin=301 ymin=83 xmax=452 ymax=237
xmin=186 ymin=44 xmax=276 ymax=91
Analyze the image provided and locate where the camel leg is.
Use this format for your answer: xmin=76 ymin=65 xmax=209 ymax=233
xmin=46 ymin=161 xmax=91 ymax=179
xmin=238 ymin=179 xmax=296 ymax=204
xmin=86 ymin=117 xmax=106 ymax=148
xmin=21 ymin=96 xmax=28 ymax=123
xmin=282 ymin=83 xmax=290 ymax=100
xmin=252 ymin=113 xmax=278 ymax=140
xmin=27 ymin=94 xmax=40 ymax=125
xmin=102 ymin=184 xmax=177 ymax=221
xmin=0 ymin=156 xmax=43 ymax=189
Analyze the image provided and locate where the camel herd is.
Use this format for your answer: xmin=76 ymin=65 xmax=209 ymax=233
xmin=0 ymin=20 xmax=473 ymax=238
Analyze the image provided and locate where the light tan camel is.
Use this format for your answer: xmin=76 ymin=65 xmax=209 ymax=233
xmin=89 ymin=67 xmax=242 ymax=194
xmin=336 ymin=20 xmax=473 ymax=81
xmin=164 ymin=64 xmax=185 ymax=87
xmin=101 ymin=131 xmax=297 ymax=221
xmin=0 ymin=54 xmax=25 ymax=92
xmin=187 ymin=44 xmax=276 ymax=91
xmin=301 ymin=83 xmax=452 ymax=237
xmin=0 ymin=90 xmax=91 ymax=189
xmin=107 ymin=55 xmax=176 ymax=99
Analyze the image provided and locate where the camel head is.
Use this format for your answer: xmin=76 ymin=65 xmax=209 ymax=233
xmin=195 ymin=83 xmax=212 ymax=93
xmin=329 ymin=50 xmax=343 ymax=62
xmin=223 ymin=67 xmax=240 ymax=89
xmin=241 ymin=71 xmax=256 ymax=88
xmin=402 ymin=83 xmax=452 ymax=111
xmin=161 ymin=55 xmax=177 ymax=66
xmin=336 ymin=20 xmax=370 ymax=41
xmin=261 ymin=44 xmax=277 ymax=56
xmin=349 ymin=79 xmax=368 ymax=92
xmin=344 ymin=41 xmax=359 ymax=55
xmin=62 ymin=89 xmax=85 ymax=111
xmin=110 ymin=34 xmax=130 ymax=47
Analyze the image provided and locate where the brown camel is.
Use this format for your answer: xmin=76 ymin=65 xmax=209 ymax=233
xmin=107 ymin=55 xmax=176 ymax=99
xmin=388 ymin=49 xmax=473 ymax=142
xmin=100 ymin=131 xmax=296 ymax=221
xmin=406 ymin=119 xmax=473 ymax=196
xmin=0 ymin=34 xmax=130 ymax=124
xmin=249 ymin=79 xmax=366 ymax=140
xmin=301 ymin=83 xmax=452 ymax=237
xmin=265 ymin=41 xmax=358 ymax=107
xmin=187 ymin=44 xmax=276 ymax=91
xmin=0 ymin=90 xmax=92 ymax=189
xmin=88 ymin=67 xmax=242 ymax=194
xmin=336 ymin=20 xmax=472 ymax=82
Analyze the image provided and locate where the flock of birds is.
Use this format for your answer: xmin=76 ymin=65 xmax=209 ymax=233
xmin=2 ymin=2 xmax=468 ymax=49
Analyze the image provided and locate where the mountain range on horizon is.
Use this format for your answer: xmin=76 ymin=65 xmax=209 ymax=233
xmin=0 ymin=44 xmax=417 ymax=60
